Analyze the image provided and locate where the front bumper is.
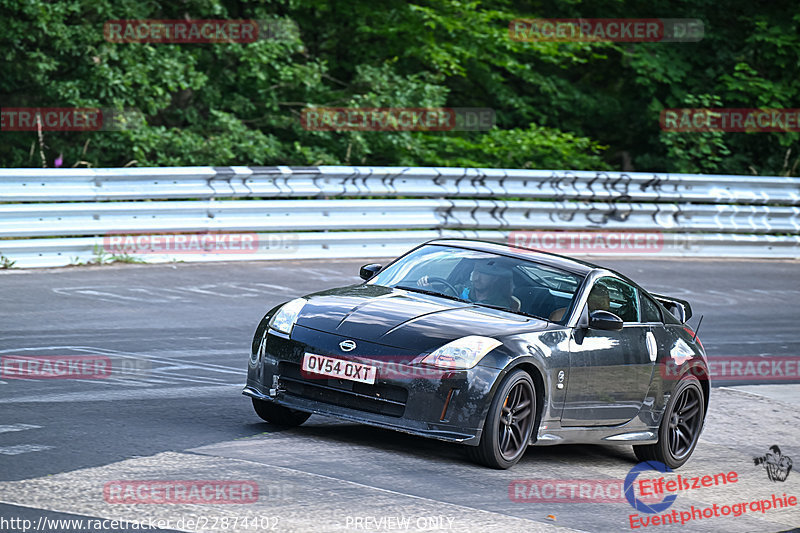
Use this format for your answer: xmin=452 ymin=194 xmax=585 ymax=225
xmin=243 ymin=325 xmax=503 ymax=445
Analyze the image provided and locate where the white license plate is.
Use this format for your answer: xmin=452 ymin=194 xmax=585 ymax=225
xmin=301 ymin=353 xmax=376 ymax=385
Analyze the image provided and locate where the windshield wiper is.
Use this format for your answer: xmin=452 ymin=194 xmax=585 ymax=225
xmin=395 ymin=285 xmax=471 ymax=304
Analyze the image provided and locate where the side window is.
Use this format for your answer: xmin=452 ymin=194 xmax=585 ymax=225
xmin=640 ymin=293 xmax=663 ymax=323
xmin=591 ymin=277 xmax=639 ymax=323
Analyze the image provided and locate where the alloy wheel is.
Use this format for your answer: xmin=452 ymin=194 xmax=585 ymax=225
xmin=667 ymin=385 xmax=703 ymax=460
xmin=498 ymin=380 xmax=534 ymax=460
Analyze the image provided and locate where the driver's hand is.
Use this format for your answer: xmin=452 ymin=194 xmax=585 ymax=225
xmin=417 ymin=275 xmax=431 ymax=287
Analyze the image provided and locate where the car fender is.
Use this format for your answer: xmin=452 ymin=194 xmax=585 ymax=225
xmin=473 ymin=334 xmax=563 ymax=441
xmin=652 ymin=327 xmax=709 ymax=424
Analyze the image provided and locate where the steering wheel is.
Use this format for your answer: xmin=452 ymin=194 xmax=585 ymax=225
xmin=424 ymin=277 xmax=459 ymax=297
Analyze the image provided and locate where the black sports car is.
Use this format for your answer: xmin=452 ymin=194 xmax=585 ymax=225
xmin=243 ymin=239 xmax=708 ymax=469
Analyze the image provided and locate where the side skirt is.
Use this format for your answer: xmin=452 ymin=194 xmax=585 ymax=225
xmin=531 ymin=420 xmax=659 ymax=446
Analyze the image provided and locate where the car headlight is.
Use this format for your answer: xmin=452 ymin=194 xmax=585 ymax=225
xmin=420 ymin=336 xmax=502 ymax=369
xmin=268 ymin=298 xmax=307 ymax=335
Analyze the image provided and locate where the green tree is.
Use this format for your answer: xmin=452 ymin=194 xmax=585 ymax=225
xmin=0 ymin=0 xmax=797 ymax=175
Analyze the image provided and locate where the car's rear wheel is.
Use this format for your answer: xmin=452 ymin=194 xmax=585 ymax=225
xmin=634 ymin=375 xmax=704 ymax=469
xmin=252 ymin=398 xmax=310 ymax=426
xmin=468 ymin=369 xmax=536 ymax=469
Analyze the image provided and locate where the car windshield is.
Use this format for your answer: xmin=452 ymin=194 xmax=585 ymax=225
xmin=368 ymin=244 xmax=584 ymax=322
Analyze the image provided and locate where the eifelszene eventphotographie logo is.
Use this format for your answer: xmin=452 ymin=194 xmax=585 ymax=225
xmin=754 ymin=445 xmax=793 ymax=482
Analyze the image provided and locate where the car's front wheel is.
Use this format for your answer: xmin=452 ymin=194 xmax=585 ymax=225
xmin=252 ymin=398 xmax=311 ymax=426
xmin=468 ymin=369 xmax=536 ymax=469
xmin=634 ymin=374 xmax=705 ymax=469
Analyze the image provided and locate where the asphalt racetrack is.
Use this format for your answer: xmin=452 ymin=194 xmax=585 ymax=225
xmin=1 ymin=257 xmax=798 ymax=532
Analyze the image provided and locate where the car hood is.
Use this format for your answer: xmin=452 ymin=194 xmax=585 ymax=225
xmin=294 ymin=284 xmax=548 ymax=352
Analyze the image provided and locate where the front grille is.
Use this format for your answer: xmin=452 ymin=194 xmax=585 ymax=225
xmin=278 ymin=362 xmax=408 ymax=417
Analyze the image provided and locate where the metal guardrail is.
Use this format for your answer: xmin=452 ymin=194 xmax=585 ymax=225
xmin=2 ymin=231 xmax=799 ymax=269
xmin=3 ymin=166 xmax=799 ymax=204
xmin=0 ymin=166 xmax=798 ymax=268
xmin=2 ymin=199 xmax=798 ymax=238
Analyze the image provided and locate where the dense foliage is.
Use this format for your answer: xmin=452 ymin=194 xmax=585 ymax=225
xmin=1 ymin=0 xmax=798 ymax=174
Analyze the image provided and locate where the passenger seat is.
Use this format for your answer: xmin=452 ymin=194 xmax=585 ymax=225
xmin=518 ymin=287 xmax=555 ymax=319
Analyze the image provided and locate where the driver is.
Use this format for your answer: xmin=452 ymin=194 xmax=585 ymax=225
xmin=418 ymin=260 xmax=520 ymax=311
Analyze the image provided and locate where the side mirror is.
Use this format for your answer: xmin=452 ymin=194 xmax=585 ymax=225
xmin=589 ymin=310 xmax=624 ymax=331
xmin=359 ymin=263 xmax=382 ymax=281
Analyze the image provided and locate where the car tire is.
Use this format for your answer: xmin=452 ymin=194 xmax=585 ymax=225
xmin=468 ymin=369 xmax=536 ymax=469
xmin=633 ymin=374 xmax=704 ymax=469
xmin=252 ymin=398 xmax=311 ymax=426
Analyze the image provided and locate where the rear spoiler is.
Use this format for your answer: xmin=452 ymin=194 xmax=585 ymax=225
xmin=652 ymin=293 xmax=693 ymax=323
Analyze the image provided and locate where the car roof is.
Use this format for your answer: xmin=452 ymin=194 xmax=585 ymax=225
xmin=424 ymin=238 xmax=599 ymax=276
